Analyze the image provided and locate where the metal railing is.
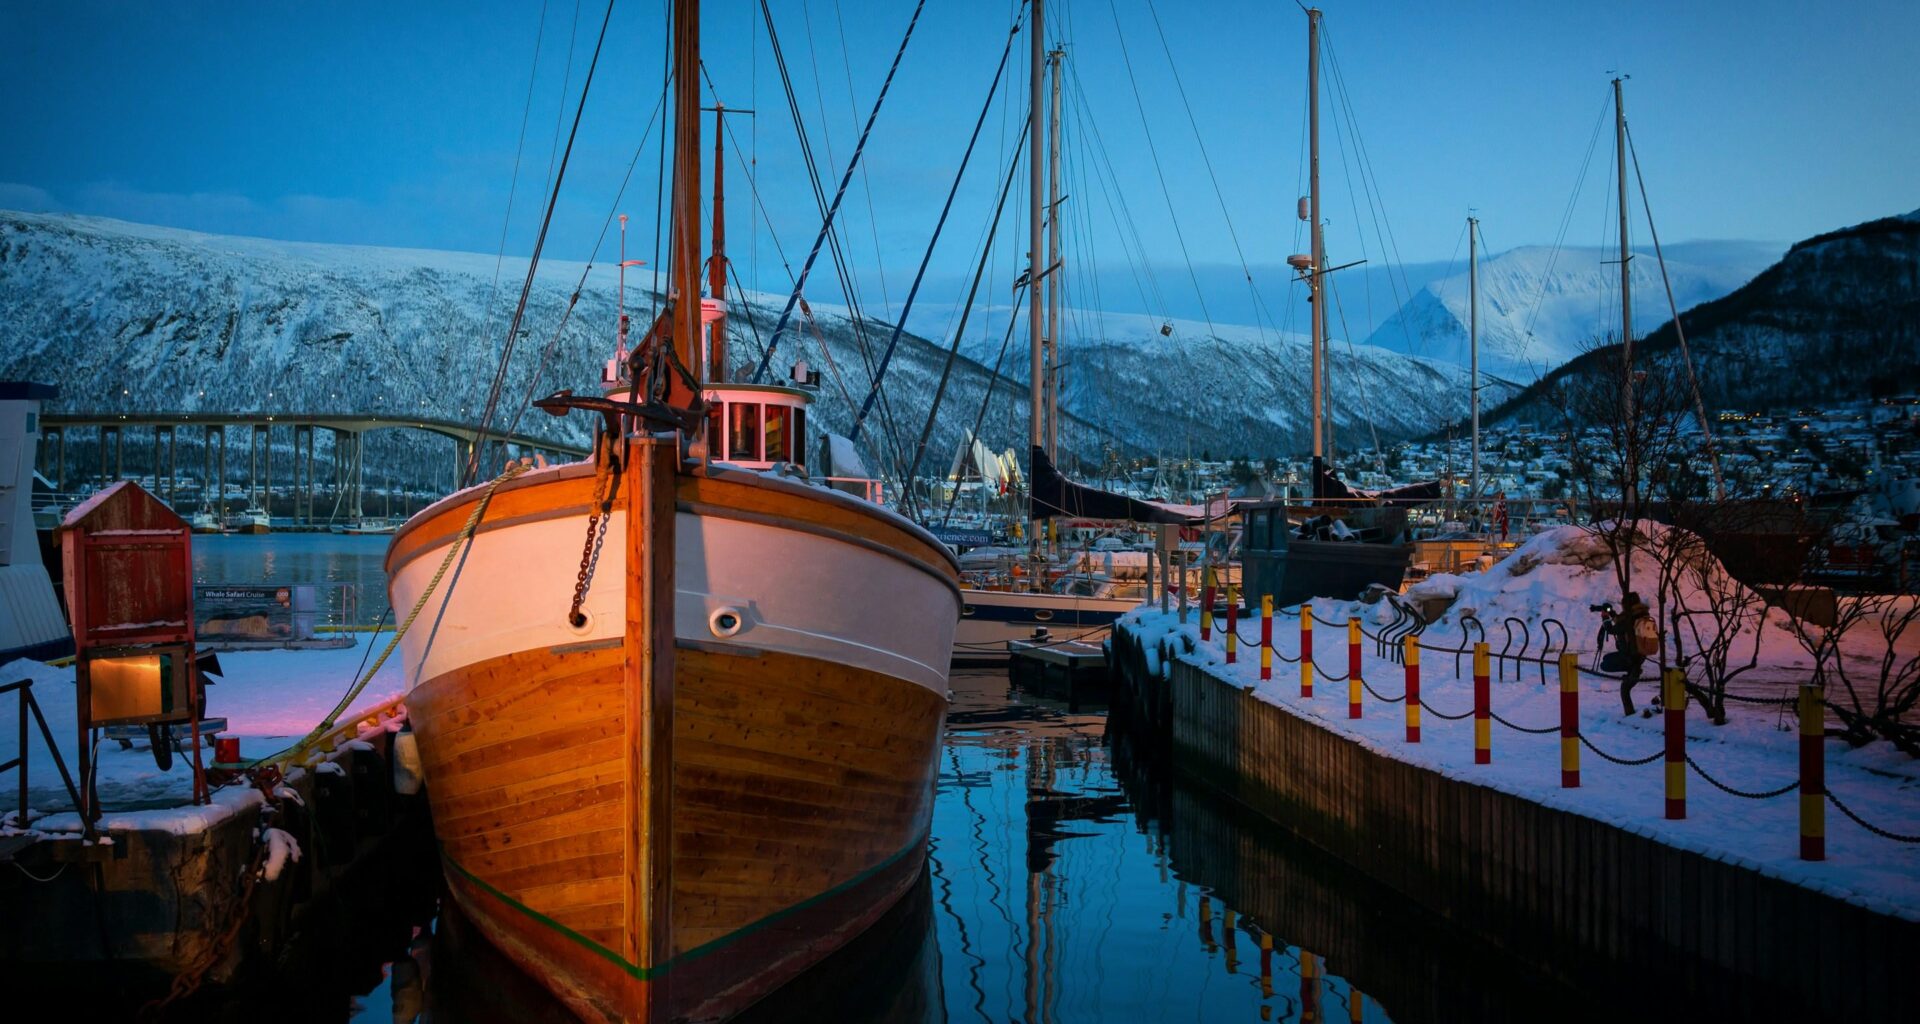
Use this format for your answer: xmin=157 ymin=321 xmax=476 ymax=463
xmin=2 ymin=678 xmax=88 ymax=837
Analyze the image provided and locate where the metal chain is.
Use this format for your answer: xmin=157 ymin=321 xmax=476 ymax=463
xmin=1490 ymin=711 xmax=1561 ymax=735
xmin=1359 ymin=678 xmax=1406 ymax=704
xmin=1578 ymin=734 xmax=1664 ymax=766
xmin=138 ymin=829 xmax=272 ymax=1019
xmin=569 ymin=450 xmax=620 ymax=627
xmin=1419 ymin=700 xmax=1475 ymax=721
xmin=1683 ymin=755 xmax=1799 ymax=800
xmin=1825 ymin=788 xmax=1920 ymax=843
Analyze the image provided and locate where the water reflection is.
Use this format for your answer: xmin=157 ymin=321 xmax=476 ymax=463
xmin=190 ymin=667 xmax=1604 ymax=1022
xmin=193 ymin=534 xmax=394 ymax=623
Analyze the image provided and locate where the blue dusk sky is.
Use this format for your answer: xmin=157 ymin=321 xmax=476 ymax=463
xmin=3 ymin=0 xmax=1915 ymax=327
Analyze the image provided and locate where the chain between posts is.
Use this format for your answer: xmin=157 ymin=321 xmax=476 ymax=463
xmin=1825 ymin=788 xmax=1920 ymax=843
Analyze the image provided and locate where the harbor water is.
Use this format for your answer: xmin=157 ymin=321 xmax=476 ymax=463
xmin=190 ymin=537 xmax=1599 ymax=1023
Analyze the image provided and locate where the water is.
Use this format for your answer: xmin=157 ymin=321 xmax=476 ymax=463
xmin=187 ymin=545 xmax=1595 ymax=1022
xmin=193 ymin=533 xmax=395 ymax=624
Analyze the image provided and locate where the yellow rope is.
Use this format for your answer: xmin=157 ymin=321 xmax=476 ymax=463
xmin=259 ymin=462 xmax=531 ymax=770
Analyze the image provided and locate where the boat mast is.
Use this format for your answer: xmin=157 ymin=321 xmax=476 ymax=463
xmin=671 ymin=0 xmax=705 ymax=393
xmin=1614 ymin=75 xmax=1634 ymax=509
xmin=709 ymin=103 xmax=729 ymax=382
xmin=1307 ymin=6 xmax=1326 ymax=498
xmin=1028 ymin=0 xmax=1046 ymax=464
xmin=1469 ymin=214 xmax=1479 ymax=502
xmin=1045 ymin=47 xmax=1065 ymax=463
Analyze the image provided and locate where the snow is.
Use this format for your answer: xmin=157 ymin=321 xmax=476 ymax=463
xmin=1124 ymin=527 xmax=1920 ymax=920
xmin=260 ymin=826 xmax=302 ymax=882
xmin=0 ymin=631 xmax=405 ymax=815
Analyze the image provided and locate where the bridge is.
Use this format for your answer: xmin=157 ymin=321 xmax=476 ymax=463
xmin=40 ymin=410 xmax=589 ymax=523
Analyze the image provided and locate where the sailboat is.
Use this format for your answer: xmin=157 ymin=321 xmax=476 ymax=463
xmin=384 ymin=3 xmax=959 ymax=1018
xmin=1237 ymin=6 xmax=1420 ymax=610
xmin=947 ymin=38 xmax=1171 ymax=663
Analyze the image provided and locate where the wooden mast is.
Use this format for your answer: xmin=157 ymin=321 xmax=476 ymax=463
xmin=1614 ymin=74 xmax=1635 ymax=509
xmin=1307 ymin=6 xmax=1325 ymax=497
xmin=1045 ymin=47 xmax=1064 ymax=463
xmin=709 ymin=103 xmax=728 ymax=381
xmin=671 ymin=0 xmax=705 ymax=393
xmin=1469 ymin=214 xmax=1479 ymax=501
xmin=1027 ymin=0 xmax=1045 ymax=524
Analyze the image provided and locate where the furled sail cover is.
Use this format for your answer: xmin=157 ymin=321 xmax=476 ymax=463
xmin=1314 ymin=462 xmax=1444 ymax=506
xmin=1029 ymin=446 xmax=1190 ymax=524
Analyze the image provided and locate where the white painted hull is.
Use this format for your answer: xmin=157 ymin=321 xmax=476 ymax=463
xmin=386 ymin=463 xmax=958 ymax=696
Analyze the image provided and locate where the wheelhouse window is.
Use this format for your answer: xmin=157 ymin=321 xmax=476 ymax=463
xmin=763 ymin=404 xmax=790 ymax=463
xmin=791 ymin=407 xmax=806 ymax=467
xmin=728 ymin=403 xmax=761 ymax=461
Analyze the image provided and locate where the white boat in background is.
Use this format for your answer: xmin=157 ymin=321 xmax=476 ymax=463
xmin=0 ymin=380 xmax=74 ymax=663
xmin=334 ymin=517 xmax=397 ymax=536
xmin=188 ymin=509 xmax=223 ymax=534
xmin=224 ymin=507 xmax=270 ymax=534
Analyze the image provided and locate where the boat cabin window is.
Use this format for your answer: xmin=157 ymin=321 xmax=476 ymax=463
xmin=703 ymin=389 xmax=809 ymax=468
xmin=763 ymin=404 xmax=789 ymax=463
xmin=728 ymin=403 xmax=761 ymax=461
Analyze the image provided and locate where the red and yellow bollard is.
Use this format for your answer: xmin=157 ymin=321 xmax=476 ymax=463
xmin=1225 ymin=585 xmax=1239 ymax=664
xmin=1347 ymin=616 xmax=1363 ymax=719
xmin=1259 ymin=595 xmax=1274 ymax=681
xmin=1664 ymin=668 xmax=1687 ymax=820
xmin=1300 ymin=949 xmax=1321 ymax=1022
xmin=1404 ymin=636 xmax=1421 ymax=742
xmin=1473 ymin=641 xmax=1491 ymax=764
xmin=1200 ymin=565 xmax=1215 ymax=641
xmin=1559 ymin=652 xmax=1580 ymax=788
xmin=1349 ymin=989 xmax=1365 ymax=1024
xmin=1800 ymin=684 xmax=1824 ymax=860
xmin=1259 ymin=931 xmax=1274 ymax=998
xmin=1300 ymin=604 xmax=1314 ymax=698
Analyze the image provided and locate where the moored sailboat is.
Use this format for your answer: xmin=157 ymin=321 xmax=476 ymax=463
xmin=385 ymin=4 xmax=959 ymax=1019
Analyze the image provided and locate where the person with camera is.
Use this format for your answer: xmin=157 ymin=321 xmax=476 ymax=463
xmin=1593 ymin=592 xmax=1657 ymax=714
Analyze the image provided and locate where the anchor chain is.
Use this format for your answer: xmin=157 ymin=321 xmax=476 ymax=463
xmin=570 ymin=439 xmax=623 ymax=628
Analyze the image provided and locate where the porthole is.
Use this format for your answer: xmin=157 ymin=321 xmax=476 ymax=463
xmin=1034 ymin=609 xmax=1054 ymax=622
xmin=961 ymin=605 xmax=976 ymax=617
xmin=566 ymin=609 xmax=595 ymax=635
xmin=709 ymin=606 xmax=746 ymax=638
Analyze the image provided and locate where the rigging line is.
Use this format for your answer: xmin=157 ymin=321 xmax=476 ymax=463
xmin=940 ymin=283 xmax=1032 ymax=529
xmin=1064 ymin=56 xmax=1171 ymax=324
xmin=850 ymin=14 xmax=1024 ymax=441
xmin=540 ymin=0 xmax=585 ymax=199
xmin=1139 ymin=0 xmax=1280 ymax=345
xmin=902 ymin=111 xmax=1032 ymax=500
xmin=472 ymin=0 xmax=552 ymax=396
xmin=752 ymin=0 xmax=913 ymax=479
xmin=1061 ymin=66 xmax=1160 ymax=327
xmin=1327 ymin=272 xmax=1384 ymax=461
xmin=1321 ymin=28 xmax=1414 ymax=354
xmin=499 ymin=73 xmax=671 ymax=445
xmin=831 ymin=0 xmax=895 ymax=316
xmin=1626 ymin=120 xmax=1723 ymax=498
xmin=1321 ymin=29 xmax=1420 ymax=360
xmin=752 ymin=0 xmax=929 ymax=382
xmin=1516 ymin=87 xmax=1611 ymax=375
xmin=727 ymin=261 xmax=769 ymax=366
xmin=797 ymin=0 xmax=872 ymax=313
xmin=651 ymin=0 xmax=671 ymax=317
xmin=464 ymin=0 xmax=617 ymax=487
xmin=1102 ymin=0 xmax=1217 ymax=340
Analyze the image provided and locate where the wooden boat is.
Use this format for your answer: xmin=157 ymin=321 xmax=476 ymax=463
xmin=385 ymin=5 xmax=958 ymax=1018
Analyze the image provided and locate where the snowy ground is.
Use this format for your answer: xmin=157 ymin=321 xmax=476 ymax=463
xmin=1126 ymin=527 xmax=1920 ymax=921
xmin=0 ymin=632 xmax=405 ymax=819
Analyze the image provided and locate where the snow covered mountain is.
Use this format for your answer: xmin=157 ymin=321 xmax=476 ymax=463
xmin=1485 ymin=209 xmax=1920 ymax=426
xmin=1360 ymin=241 xmax=1782 ymax=382
xmin=0 ymin=211 xmax=1485 ymax=484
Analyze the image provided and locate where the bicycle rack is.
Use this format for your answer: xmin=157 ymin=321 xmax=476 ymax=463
xmin=1500 ymin=617 xmax=1531 ymax=681
xmin=1539 ymin=617 xmax=1568 ymax=685
xmin=1455 ymin=614 xmax=1486 ymax=676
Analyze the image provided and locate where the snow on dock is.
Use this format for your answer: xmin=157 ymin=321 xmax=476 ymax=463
xmin=1 ymin=632 xmax=405 ymax=821
xmin=1122 ymin=525 xmax=1920 ymax=920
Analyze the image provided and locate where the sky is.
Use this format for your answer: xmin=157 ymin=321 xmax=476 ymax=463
xmin=4 ymin=0 xmax=1916 ymax=333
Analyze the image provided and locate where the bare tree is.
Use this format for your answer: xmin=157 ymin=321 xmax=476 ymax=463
xmin=1829 ymin=590 xmax=1920 ymax=755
